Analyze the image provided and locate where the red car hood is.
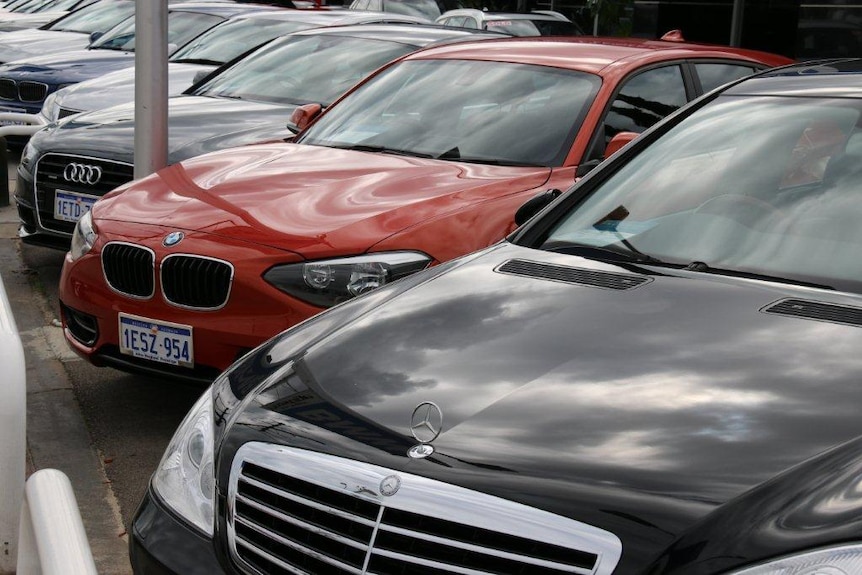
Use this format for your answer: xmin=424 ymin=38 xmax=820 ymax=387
xmin=97 ymin=143 xmax=553 ymax=258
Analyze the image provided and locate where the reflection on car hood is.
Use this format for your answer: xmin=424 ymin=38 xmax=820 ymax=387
xmin=95 ymin=143 xmax=551 ymax=256
xmin=0 ymin=49 xmax=134 ymax=83
xmin=38 ymin=95 xmax=295 ymax=163
xmin=52 ymin=61 xmax=213 ymax=114
xmin=0 ymin=30 xmax=90 ymax=63
xmin=223 ymin=241 xmax=862 ymax=570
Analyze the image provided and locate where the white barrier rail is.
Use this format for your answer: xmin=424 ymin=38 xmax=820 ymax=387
xmin=16 ymin=470 xmax=97 ymax=575
xmin=0 ymin=113 xmax=47 ymax=139
xmin=0 ymin=270 xmax=26 ymax=574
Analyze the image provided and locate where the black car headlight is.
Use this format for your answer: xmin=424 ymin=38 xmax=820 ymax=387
xmin=264 ymin=251 xmax=432 ymax=308
xmin=725 ymin=544 xmax=862 ymax=573
xmin=19 ymin=140 xmax=39 ymax=173
xmin=152 ymin=388 xmax=215 ymax=536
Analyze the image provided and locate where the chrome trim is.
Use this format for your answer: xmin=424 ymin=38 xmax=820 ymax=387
xmin=228 ymin=442 xmax=623 ymax=575
xmin=33 ymin=153 xmax=133 ymax=238
xmin=17 ymin=81 xmax=48 ymax=103
xmin=100 ymin=241 xmax=156 ymax=300
xmin=159 ymin=253 xmax=234 ymax=311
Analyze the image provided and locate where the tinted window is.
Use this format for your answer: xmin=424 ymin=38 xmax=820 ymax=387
xmin=91 ymin=11 xmax=224 ymax=53
xmin=603 ymin=65 xmax=686 ymax=143
xmin=696 ymin=63 xmax=755 ymax=93
xmin=381 ymin=0 xmax=439 ymax=19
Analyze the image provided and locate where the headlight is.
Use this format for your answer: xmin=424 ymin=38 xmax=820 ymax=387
xmin=726 ymin=544 xmax=862 ymax=574
xmin=19 ymin=141 xmax=39 ymax=172
xmin=263 ymin=251 xmax=432 ymax=308
xmin=68 ymin=210 xmax=97 ymax=261
xmin=39 ymin=92 xmax=60 ymax=123
xmin=152 ymin=388 xmax=215 ymax=536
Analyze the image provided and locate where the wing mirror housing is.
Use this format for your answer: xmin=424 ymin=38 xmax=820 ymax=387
xmin=192 ymin=69 xmax=211 ymax=85
xmin=290 ymin=103 xmax=322 ymax=132
xmin=604 ymin=131 xmax=639 ymax=158
xmin=88 ymin=31 xmax=103 ymax=44
xmin=514 ymin=189 xmax=562 ymax=227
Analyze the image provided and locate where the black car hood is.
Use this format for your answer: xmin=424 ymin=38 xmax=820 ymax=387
xmin=0 ymin=49 xmax=134 ymax=84
xmin=220 ymin=242 xmax=862 ymax=570
xmin=36 ymin=94 xmax=295 ymax=163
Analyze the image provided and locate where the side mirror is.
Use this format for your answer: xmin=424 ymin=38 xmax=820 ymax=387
xmin=514 ymin=189 xmax=562 ymax=227
xmin=192 ymin=69 xmax=210 ymax=85
xmin=290 ymin=103 xmax=322 ymax=132
xmin=604 ymin=131 xmax=638 ymax=158
xmin=88 ymin=31 xmax=102 ymax=44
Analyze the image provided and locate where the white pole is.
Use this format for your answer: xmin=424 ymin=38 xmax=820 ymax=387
xmin=134 ymin=0 xmax=169 ymax=180
xmin=0 ymin=273 xmax=26 ymax=574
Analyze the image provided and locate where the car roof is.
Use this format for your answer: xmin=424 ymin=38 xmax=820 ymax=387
xmin=723 ymin=58 xmax=862 ymax=97
xmin=402 ymin=35 xmax=790 ymax=74
xmin=229 ymin=7 xmax=430 ymax=25
xmin=290 ymin=22 xmax=505 ymax=44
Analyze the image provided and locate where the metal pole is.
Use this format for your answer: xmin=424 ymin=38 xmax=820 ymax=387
xmin=730 ymin=0 xmax=744 ymax=47
xmin=0 ymin=136 xmax=8 ymax=208
xmin=134 ymin=0 xmax=169 ymax=180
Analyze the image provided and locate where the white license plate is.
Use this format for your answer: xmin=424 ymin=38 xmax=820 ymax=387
xmin=118 ymin=313 xmax=194 ymax=368
xmin=54 ymin=190 xmax=98 ymax=223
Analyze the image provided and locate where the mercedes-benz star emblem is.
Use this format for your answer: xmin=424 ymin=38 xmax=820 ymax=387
xmin=410 ymin=401 xmax=443 ymax=444
xmin=407 ymin=444 xmax=434 ymax=459
xmin=163 ymin=231 xmax=184 ymax=247
xmin=63 ymin=163 xmax=102 ymax=186
xmin=379 ymin=474 xmax=401 ymax=497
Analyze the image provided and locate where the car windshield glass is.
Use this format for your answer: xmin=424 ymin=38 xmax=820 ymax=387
xmin=384 ymin=0 xmax=440 ymax=20
xmin=48 ymin=1 xmax=133 ymax=33
xmin=299 ymin=59 xmax=599 ymax=167
xmin=44 ymin=0 xmax=86 ymax=11
xmin=535 ymin=96 xmax=862 ymax=292
xmin=90 ymin=11 xmax=223 ymax=52
xmin=484 ymin=18 xmax=579 ymax=36
xmin=170 ymin=16 xmax=315 ymax=64
xmin=194 ymin=34 xmax=417 ymax=106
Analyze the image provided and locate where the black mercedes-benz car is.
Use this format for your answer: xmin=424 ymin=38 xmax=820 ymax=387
xmin=132 ymin=58 xmax=862 ymax=574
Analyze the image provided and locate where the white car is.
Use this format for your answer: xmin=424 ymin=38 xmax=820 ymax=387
xmin=436 ymin=8 xmax=583 ymax=36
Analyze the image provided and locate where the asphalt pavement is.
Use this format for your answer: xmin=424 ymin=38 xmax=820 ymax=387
xmin=1 ymin=153 xmax=204 ymax=574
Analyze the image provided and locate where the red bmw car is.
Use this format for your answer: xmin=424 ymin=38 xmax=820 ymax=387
xmin=59 ymin=35 xmax=792 ymax=382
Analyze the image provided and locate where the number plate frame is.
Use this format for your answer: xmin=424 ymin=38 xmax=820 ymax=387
xmin=118 ymin=313 xmax=194 ymax=368
xmin=54 ymin=189 xmax=99 ymax=223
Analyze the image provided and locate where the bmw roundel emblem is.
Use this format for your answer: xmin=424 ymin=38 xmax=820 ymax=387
xmin=163 ymin=231 xmax=184 ymax=247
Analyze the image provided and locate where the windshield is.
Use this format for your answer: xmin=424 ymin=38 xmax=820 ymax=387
xmin=48 ymin=0 xmax=133 ymax=33
xmin=91 ymin=10 xmax=223 ymax=52
xmin=299 ymin=59 xmax=599 ymax=167
xmin=534 ymin=96 xmax=862 ymax=292
xmin=194 ymin=34 xmax=417 ymax=106
xmin=484 ymin=18 xmax=580 ymax=36
xmin=171 ymin=16 xmax=315 ymax=65
xmin=42 ymin=0 xmax=86 ymax=11
xmin=383 ymin=0 xmax=440 ymax=19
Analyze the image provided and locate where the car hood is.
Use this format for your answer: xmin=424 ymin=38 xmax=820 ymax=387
xmin=53 ymin=61 xmax=212 ymax=113
xmin=0 ymin=49 xmax=134 ymax=83
xmin=0 ymin=30 xmax=90 ymax=63
xmin=95 ymin=143 xmax=552 ymax=257
xmin=40 ymin=94 xmax=297 ymax=163
xmin=220 ymin=242 xmax=862 ymax=570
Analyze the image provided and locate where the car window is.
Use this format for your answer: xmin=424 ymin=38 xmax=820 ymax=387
xmin=695 ymin=62 xmax=755 ymax=93
xmin=90 ymin=12 xmax=223 ymax=52
xmin=602 ymin=64 xmax=687 ymax=144
xmin=537 ymin=96 xmax=862 ymax=292
xmin=47 ymin=1 xmax=134 ymax=33
xmin=381 ymin=0 xmax=439 ymax=19
xmin=300 ymin=59 xmax=600 ymax=167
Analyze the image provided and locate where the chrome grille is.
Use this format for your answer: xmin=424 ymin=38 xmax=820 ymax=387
xmin=102 ymin=243 xmax=155 ymax=299
xmin=161 ymin=254 xmax=233 ymax=309
xmin=0 ymin=79 xmax=15 ymax=100
xmin=229 ymin=443 xmax=622 ymax=575
xmin=34 ymin=153 xmax=133 ymax=236
xmin=18 ymin=81 xmax=47 ymax=103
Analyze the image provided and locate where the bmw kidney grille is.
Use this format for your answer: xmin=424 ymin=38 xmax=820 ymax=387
xmin=228 ymin=443 xmax=622 ymax=575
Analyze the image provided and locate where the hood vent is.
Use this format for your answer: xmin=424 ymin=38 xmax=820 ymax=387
xmin=496 ymin=259 xmax=651 ymax=290
xmin=762 ymin=298 xmax=862 ymax=327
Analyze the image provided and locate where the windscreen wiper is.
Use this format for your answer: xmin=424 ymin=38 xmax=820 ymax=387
xmin=683 ymin=261 xmax=835 ymax=290
xmin=543 ymin=241 xmax=670 ymax=266
xmin=334 ymin=144 xmax=435 ymax=159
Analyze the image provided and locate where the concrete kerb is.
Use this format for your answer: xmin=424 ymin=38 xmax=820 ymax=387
xmin=0 ymin=159 xmax=132 ymax=574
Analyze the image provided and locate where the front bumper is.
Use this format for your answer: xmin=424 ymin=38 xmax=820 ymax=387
xmin=14 ymin=164 xmax=74 ymax=250
xmin=131 ymin=489 xmax=228 ymax=575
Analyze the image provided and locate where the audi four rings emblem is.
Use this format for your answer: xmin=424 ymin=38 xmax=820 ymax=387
xmin=410 ymin=401 xmax=443 ymax=443
xmin=63 ymin=163 xmax=102 ymax=186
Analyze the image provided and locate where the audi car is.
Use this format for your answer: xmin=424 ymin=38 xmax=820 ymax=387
xmin=130 ymin=58 xmax=862 ymax=575
xmin=54 ymin=36 xmax=791 ymax=383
